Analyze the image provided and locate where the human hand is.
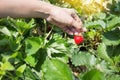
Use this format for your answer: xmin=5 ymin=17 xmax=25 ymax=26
xmin=0 ymin=0 xmax=86 ymax=35
xmin=46 ymin=7 xmax=86 ymax=35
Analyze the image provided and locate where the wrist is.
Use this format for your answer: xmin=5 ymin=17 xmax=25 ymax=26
xmin=33 ymin=1 xmax=57 ymax=19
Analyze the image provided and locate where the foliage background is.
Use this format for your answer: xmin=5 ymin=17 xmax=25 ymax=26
xmin=0 ymin=0 xmax=120 ymax=80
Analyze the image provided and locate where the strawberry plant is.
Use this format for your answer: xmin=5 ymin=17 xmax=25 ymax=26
xmin=1 ymin=0 xmax=120 ymax=80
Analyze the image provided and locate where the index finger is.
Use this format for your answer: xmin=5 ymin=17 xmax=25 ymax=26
xmin=71 ymin=13 xmax=82 ymax=23
xmin=72 ymin=13 xmax=87 ymax=33
xmin=70 ymin=18 xmax=83 ymax=30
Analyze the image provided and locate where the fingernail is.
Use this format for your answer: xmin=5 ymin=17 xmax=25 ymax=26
xmin=69 ymin=32 xmax=73 ymax=35
xmin=83 ymin=27 xmax=87 ymax=32
xmin=78 ymin=33 xmax=82 ymax=36
xmin=74 ymin=32 xmax=79 ymax=35
xmin=70 ymin=33 xmax=73 ymax=35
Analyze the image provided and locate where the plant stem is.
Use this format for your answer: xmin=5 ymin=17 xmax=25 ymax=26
xmin=43 ymin=25 xmax=53 ymax=46
xmin=44 ymin=19 xmax=47 ymax=35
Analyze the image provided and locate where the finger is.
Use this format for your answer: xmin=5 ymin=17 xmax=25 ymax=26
xmin=69 ymin=10 xmax=84 ymax=32
xmin=47 ymin=18 xmax=74 ymax=35
xmin=65 ymin=26 xmax=82 ymax=35
xmin=69 ymin=9 xmax=81 ymax=22
xmin=83 ymin=27 xmax=87 ymax=32
xmin=47 ymin=17 xmax=64 ymax=28
xmin=69 ymin=26 xmax=80 ymax=35
xmin=47 ymin=16 xmax=84 ymax=35
xmin=62 ymin=26 xmax=73 ymax=35
xmin=69 ymin=8 xmax=78 ymax=14
xmin=71 ymin=13 xmax=82 ymax=23
xmin=46 ymin=16 xmax=52 ymax=22
xmin=70 ymin=19 xmax=83 ymax=30
xmin=74 ymin=32 xmax=82 ymax=36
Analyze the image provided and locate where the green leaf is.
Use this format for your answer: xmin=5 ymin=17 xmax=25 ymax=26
xmin=28 ymin=19 xmax=36 ymax=28
xmin=72 ymin=52 xmax=96 ymax=67
xmin=0 ymin=26 xmax=11 ymax=36
xmin=1 ymin=61 xmax=14 ymax=71
xmin=113 ymin=45 xmax=120 ymax=56
xmin=96 ymin=20 xmax=106 ymax=28
xmin=47 ymin=42 xmax=67 ymax=57
xmin=16 ymin=64 xmax=26 ymax=73
xmin=85 ymin=20 xmax=106 ymax=29
xmin=95 ymin=61 xmax=113 ymax=74
xmin=12 ymin=19 xmax=35 ymax=35
xmin=97 ymin=43 xmax=113 ymax=64
xmin=52 ymin=33 xmax=67 ymax=44
xmin=10 ymin=52 xmax=18 ymax=58
xmin=25 ymin=37 xmax=43 ymax=55
xmin=105 ymin=44 xmax=120 ymax=57
xmin=0 ymin=70 xmax=6 ymax=75
xmin=35 ymin=49 xmax=47 ymax=71
xmin=106 ymin=74 xmax=120 ymax=80
xmin=9 ymin=37 xmax=22 ymax=51
xmin=42 ymin=58 xmax=74 ymax=80
xmin=95 ymin=13 xmax=106 ymax=20
xmin=113 ymin=54 xmax=120 ymax=70
xmin=24 ymin=67 xmax=40 ymax=80
xmin=87 ymin=29 xmax=97 ymax=40
xmin=82 ymin=69 xmax=106 ymax=80
xmin=102 ymin=29 xmax=120 ymax=46
xmin=107 ymin=17 xmax=120 ymax=30
xmin=0 ymin=38 xmax=8 ymax=46
xmin=25 ymin=55 xmax=37 ymax=67
xmin=52 ymin=53 xmax=69 ymax=63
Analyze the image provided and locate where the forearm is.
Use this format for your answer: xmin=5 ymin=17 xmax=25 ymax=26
xmin=0 ymin=0 xmax=55 ymax=18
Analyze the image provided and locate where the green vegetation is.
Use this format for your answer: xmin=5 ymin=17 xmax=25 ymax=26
xmin=0 ymin=0 xmax=120 ymax=80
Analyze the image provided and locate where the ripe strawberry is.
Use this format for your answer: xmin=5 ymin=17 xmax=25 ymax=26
xmin=74 ymin=35 xmax=84 ymax=44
